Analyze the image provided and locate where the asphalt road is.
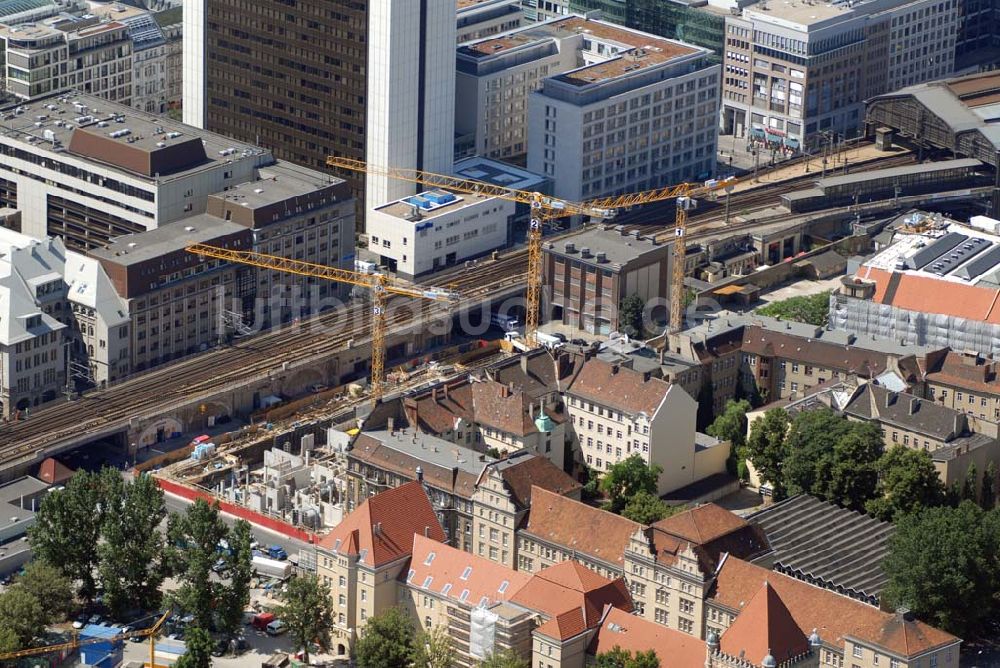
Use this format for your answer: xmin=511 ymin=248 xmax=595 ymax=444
xmin=162 ymin=492 xmax=314 ymax=560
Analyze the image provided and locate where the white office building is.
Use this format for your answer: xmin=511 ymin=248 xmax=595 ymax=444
xmin=365 ymin=0 xmax=457 ymax=214
xmin=367 ymin=190 xmax=514 ymax=278
xmin=524 ymin=17 xmax=719 ymax=201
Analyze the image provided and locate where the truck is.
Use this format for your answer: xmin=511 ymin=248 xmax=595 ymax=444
xmin=252 ymin=555 xmax=292 ymax=580
xmin=250 ymin=612 xmax=275 ymax=631
xmin=266 ymin=544 xmax=288 ymax=560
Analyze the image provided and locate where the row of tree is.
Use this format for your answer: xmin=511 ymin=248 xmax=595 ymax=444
xmin=20 ymin=468 xmax=256 ymax=663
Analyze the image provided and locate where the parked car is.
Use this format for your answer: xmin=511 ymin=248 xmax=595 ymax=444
xmin=72 ymin=614 xmax=88 ymax=629
xmin=265 ymin=620 xmax=287 ymax=636
xmin=88 ymin=614 xmax=102 ymax=625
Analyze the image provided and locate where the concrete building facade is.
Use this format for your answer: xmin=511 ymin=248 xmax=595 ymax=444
xmin=525 ymin=17 xmax=719 ymax=200
xmin=721 ymin=0 xmax=957 ymax=149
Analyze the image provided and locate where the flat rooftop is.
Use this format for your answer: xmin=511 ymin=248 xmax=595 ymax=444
xmin=0 ymin=14 xmax=127 ymax=44
xmin=212 ymin=161 xmax=345 ymax=210
xmin=454 ymin=157 xmax=548 ymax=193
xmin=863 ymin=221 xmax=1000 ymax=288
xmin=743 ymin=1 xmax=851 ymax=27
xmin=89 ymin=216 xmax=247 ymax=266
xmin=544 ymin=225 xmax=671 ymax=268
xmin=360 ymin=429 xmax=495 ymax=476
xmin=0 ymin=91 xmax=270 ymax=182
xmin=460 ymin=16 xmax=699 ymax=85
xmin=375 ymin=189 xmax=495 ymax=221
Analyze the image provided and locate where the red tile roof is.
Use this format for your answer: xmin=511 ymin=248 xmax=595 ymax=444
xmin=589 ymin=606 xmax=705 ymax=666
xmin=317 ymin=481 xmax=446 ymax=568
xmin=37 ymin=457 xmax=74 ymax=485
xmin=719 ymin=582 xmax=809 ymax=666
xmin=522 ymin=486 xmax=642 ymax=568
xmin=471 ymin=380 xmax=538 ymax=436
xmin=859 ymin=266 xmax=1000 ymax=325
xmin=923 ymin=349 xmax=1000 ymax=395
xmin=711 ymin=557 xmax=959 ymax=659
xmin=405 ymin=534 xmax=530 ymax=608
xmin=568 ymin=358 xmax=670 ymax=416
xmin=489 ymin=453 xmax=581 ymax=511
xmin=654 ymin=503 xmax=748 ymax=544
xmin=649 ymin=504 xmax=770 ymax=574
xmin=512 ymin=560 xmax=633 ymax=641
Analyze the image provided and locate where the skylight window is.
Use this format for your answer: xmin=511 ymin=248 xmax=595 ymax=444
xmin=442 ymin=583 xmax=453 ymax=596
xmin=407 ymin=569 xmax=415 ymax=582
xmin=498 ymin=580 xmax=509 ymax=594
xmin=422 ymin=576 xmax=433 ymax=589
xmin=460 ymin=566 xmax=472 ymax=580
xmin=460 ymin=589 xmax=470 ymax=602
xmin=424 ymin=552 xmax=436 ymax=566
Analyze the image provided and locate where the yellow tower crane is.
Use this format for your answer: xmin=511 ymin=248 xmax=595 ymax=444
xmin=0 ymin=609 xmax=170 ymax=664
xmin=186 ymin=244 xmax=459 ymax=404
xmin=327 ymin=157 xmax=736 ymax=335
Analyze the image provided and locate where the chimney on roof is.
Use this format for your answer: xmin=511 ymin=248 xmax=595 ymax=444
xmin=896 ymin=607 xmax=915 ymax=622
xmin=659 ymin=348 xmax=666 ymax=364
xmin=416 ymin=465 xmax=423 ymax=482
xmin=611 ymin=364 xmax=620 ymax=375
xmin=374 ymin=522 xmax=382 ymax=536
xmin=521 ymin=354 xmax=530 ymax=375
xmin=387 ymin=417 xmax=395 ymax=434
xmin=847 ymin=333 xmax=857 ymax=345
xmin=443 ymin=383 xmax=450 ymax=401
xmin=529 ymin=401 xmax=535 ymax=418
xmin=954 ymin=414 xmax=962 ymax=437
xmin=433 ymin=387 xmax=440 ymax=403
xmin=424 ymin=525 xmax=430 ymax=537
xmin=908 ymin=396 xmax=919 ymax=415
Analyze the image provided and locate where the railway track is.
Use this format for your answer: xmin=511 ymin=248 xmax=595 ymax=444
xmin=0 ymin=252 xmax=529 ymax=464
xmin=0 ymin=149 xmax=933 ymax=467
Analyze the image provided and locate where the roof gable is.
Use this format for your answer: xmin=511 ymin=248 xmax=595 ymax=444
xmin=589 ymin=606 xmax=705 ymax=666
xmin=720 ymin=582 xmax=808 ymax=666
xmin=568 ymin=358 xmax=670 ymax=416
xmin=318 ymin=481 xmax=445 ymax=568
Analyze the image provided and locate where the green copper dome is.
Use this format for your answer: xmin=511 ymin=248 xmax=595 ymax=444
xmin=534 ymin=408 xmax=555 ymax=433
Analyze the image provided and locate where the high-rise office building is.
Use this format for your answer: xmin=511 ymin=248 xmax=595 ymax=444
xmin=183 ymin=0 xmax=456 ymax=229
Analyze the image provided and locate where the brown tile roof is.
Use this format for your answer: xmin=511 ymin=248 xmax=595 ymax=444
xmin=654 ymin=503 xmax=748 ymax=544
xmin=490 ymin=452 xmax=581 ymax=510
xmin=923 ymin=349 xmax=1000 ymax=395
xmin=512 ymin=560 xmax=633 ymax=640
xmin=471 ymin=381 xmax=536 ymax=436
xmin=317 ymin=481 xmax=446 ymax=568
xmin=349 ymin=431 xmax=485 ymax=500
xmin=742 ymin=325 xmax=888 ymax=377
xmin=860 ymin=266 xmax=1000 ymax=325
xmin=719 ymin=582 xmax=809 ymax=666
xmin=406 ymin=534 xmax=530 ymax=608
xmin=650 ymin=504 xmax=770 ymax=574
xmin=522 ymin=487 xmax=642 ymax=568
xmin=405 ymin=382 xmax=475 ymax=435
xmin=568 ymin=358 xmax=670 ymax=416
xmin=711 ymin=557 xmax=960 ymax=659
xmin=37 ymin=457 xmax=74 ymax=485
xmin=589 ymin=606 xmax=706 ymax=666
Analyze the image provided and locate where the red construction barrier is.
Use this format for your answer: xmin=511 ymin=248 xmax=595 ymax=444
xmin=155 ymin=477 xmax=320 ymax=544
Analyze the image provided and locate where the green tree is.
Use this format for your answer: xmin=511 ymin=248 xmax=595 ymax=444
xmin=619 ymin=294 xmax=645 ymax=338
xmin=707 ymin=399 xmax=752 ymax=450
xmin=354 ymin=607 xmax=415 ymax=668
xmin=600 ymin=455 xmax=663 ymax=514
xmin=28 ymin=469 xmax=109 ymax=600
xmin=174 ymin=625 xmax=214 ymax=668
xmin=99 ymin=472 xmax=167 ymax=619
xmin=0 ymin=586 xmax=47 ymax=649
xmin=745 ymin=408 xmax=790 ymax=500
xmin=825 ymin=423 xmax=883 ymax=511
xmin=0 ymin=626 xmax=19 ymax=653
xmin=866 ymin=447 xmax=947 ymax=522
xmin=882 ymin=502 xmax=1000 ymax=637
xmin=963 ymin=463 xmax=978 ymax=503
xmin=411 ymin=625 xmax=455 ymax=668
xmin=217 ymin=518 xmax=254 ymax=636
xmin=622 ymin=491 xmax=671 ymax=524
xmin=165 ymin=499 xmax=229 ymax=630
xmin=581 ymin=464 xmax=601 ymax=502
xmin=982 ymin=461 xmax=996 ymax=510
xmin=756 ymin=291 xmax=832 ymax=327
xmin=14 ymin=561 xmax=73 ymax=624
xmin=478 ymin=648 xmax=530 ymax=668
xmin=782 ymin=409 xmax=849 ymax=499
xmin=595 ymin=646 xmax=661 ymax=668
xmin=276 ymin=574 xmax=334 ymax=663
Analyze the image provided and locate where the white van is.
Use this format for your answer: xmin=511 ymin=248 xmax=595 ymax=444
xmin=266 ymin=620 xmax=287 ymax=636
